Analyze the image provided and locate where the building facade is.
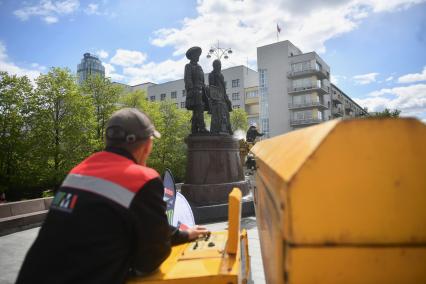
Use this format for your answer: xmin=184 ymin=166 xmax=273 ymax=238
xmin=77 ymin=53 xmax=105 ymax=85
xmin=257 ymin=40 xmax=366 ymax=138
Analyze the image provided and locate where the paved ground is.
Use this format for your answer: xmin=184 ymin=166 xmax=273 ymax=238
xmin=0 ymin=217 xmax=265 ymax=284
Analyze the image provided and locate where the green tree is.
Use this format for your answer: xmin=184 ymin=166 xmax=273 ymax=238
xmin=149 ymin=101 xmax=191 ymax=181
xmin=119 ymin=89 xmax=147 ymax=108
xmin=230 ymin=108 xmax=248 ymax=132
xmin=29 ymin=68 xmax=96 ymax=187
xmin=82 ymin=75 xmax=121 ymax=148
xmin=0 ymin=72 xmax=33 ymax=196
xmin=373 ymin=108 xmax=401 ymax=118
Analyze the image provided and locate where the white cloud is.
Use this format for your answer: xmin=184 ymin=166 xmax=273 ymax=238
xmin=84 ymin=3 xmax=99 ymax=15
xmin=385 ymin=76 xmax=394 ymax=82
xmin=96 ymin=49 xmax=109 ymax=59
xmin=105 ymin=0 xmax=425 ymax=84
xmin=14 ymin=0 xmax=79 ymax=23
xmin=0 ymin=42 xmax=44 ymax=81
xmin=44 ymin=15 xmax=58 ymax=24
xmin=102 ymin=62 xmax=125 ymax=81
xmin=397 ymin=66 xmax=426 ymax=83
xmin=110 ymin=49 xmax=147 ymax=67
xmin=353 ymin=72 xmax=379 ymax=84
xmin=149 ymin=0 xmax=425 ymax=70
xmin=122 ymin=57 xmax=187 ymax=85
xmin=354 ymin=83 xmax=426 ymax=119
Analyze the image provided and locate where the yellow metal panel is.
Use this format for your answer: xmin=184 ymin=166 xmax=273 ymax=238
xmin=227 ymin=188 xmax=242 ymax=255
xmin=287 ymin=247 xmax=426 ymax=284
xmin=290 ymin=119 xmax=426 ymax=244
xmin=251 ymin=119 xmax=338 ymax=183
xmin=255 ymin=172 xmax=285 ymax=284
xmin=127 ymin=231 xmax=241 ymax=284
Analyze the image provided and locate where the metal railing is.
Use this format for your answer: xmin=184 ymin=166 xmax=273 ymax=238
xmin=288 ymin=85 xmax=328 ymax=95
xmin=287 ymin=68 xmax=328 ymax=79
xmin=290 ymin=118 xmax=323 ymax=126
xmin=288 ymin=101 xmax=327 ymax=109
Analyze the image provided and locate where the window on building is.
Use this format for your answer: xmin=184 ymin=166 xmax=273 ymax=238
xmin=150 ymin=96 xmax=155 ymax=102
xmin=293 ymin=78 xmax=313 ymax=89
xmin=232 ymin=92 xmax=240 ymax=100
xmin=181 ymin=102 xmax=185 ymax=108
xmin=182 ymin=90 xmax=186 ymax=97
xmin=160 ymin=93 xmax=166 ymax=101
xmin=293 ymin=110 xmax=313 ymax=120
xmin=171 ymin=91 xmax=177 ymax=99
xmin=232 ymin=79 xmax=240 ymax=88
xmin=246 ymin=90 xmax=258 ymax=99
xmin=233 ymin=105 xmax=240 ymax=109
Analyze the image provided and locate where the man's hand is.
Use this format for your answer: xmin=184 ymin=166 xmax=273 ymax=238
xmin=185 ymin=225 xmax=210 ymax=241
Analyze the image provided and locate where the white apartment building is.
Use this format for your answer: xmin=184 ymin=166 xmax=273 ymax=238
xmin=257 ymin=40 xmax=366 ymax=138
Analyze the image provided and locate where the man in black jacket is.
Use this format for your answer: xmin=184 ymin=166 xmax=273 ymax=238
xmin=16 ymin=108 xmax=208 ymax=284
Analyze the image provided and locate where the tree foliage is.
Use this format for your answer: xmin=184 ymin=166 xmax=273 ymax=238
xmin=0 ymin=72 xmax=33 ymax=196
xmin=29 ymin=68 xmax=96 ymax=188
xmin=81 ymin=75 xmax=121 ymax=149
xmin=230 ymin=108 xmax=248 ymax=132
xmin=1 ymin=69 xmax=240 ymax=199
xmin=372 ymin=108 xmax=401 ymax=118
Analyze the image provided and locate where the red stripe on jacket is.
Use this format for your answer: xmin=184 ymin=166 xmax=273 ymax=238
xmin=70 ymin=151 xmax=159 ymax=193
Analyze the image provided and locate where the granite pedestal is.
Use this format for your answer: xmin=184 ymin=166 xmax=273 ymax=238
xmin=181 ymin=134 xmax=254 ymax=222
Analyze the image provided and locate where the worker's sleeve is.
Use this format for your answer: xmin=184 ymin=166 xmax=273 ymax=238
xmin=170 ymin=225 xmax=189 ymax=245
xmin=129 ymin=178 xmax=172 ymax=273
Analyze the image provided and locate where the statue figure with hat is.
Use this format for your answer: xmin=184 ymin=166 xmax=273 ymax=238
xmin=208 ymin=59 xmax=233 ymax=135
xmin=184 ymin=46 xmax=209 ymax=134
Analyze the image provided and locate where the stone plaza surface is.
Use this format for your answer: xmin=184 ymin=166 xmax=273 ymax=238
xmin=0 ymin=217 xmax=265 ymax=284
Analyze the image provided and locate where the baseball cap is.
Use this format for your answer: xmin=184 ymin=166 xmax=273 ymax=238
xmin=105 ymin=108 xmax=161 ymax=144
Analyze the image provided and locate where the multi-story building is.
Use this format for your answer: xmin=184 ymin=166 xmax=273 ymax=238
xmin=257 ymin=41 xmax=332 ymax=137
xmin=257 ymin=40 xmax=366 ymax=138
xmin=77 ymin=53 xmax=105 ymax=85
xmin=330 ymin=83 xmax=367 ymax=118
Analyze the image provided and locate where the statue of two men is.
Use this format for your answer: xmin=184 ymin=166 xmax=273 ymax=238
xmin=184 ymin=46 xmax=232 ymax=135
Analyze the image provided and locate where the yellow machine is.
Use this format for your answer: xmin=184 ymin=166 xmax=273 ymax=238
xmin=251 ymin=118 xmax=426 ymax=284
xmin=127 ymin=188 xmax=250 ymax=284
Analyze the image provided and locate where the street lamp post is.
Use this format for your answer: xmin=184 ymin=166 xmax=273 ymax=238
xmin=206 ymin=41 xmax=233 ymax=60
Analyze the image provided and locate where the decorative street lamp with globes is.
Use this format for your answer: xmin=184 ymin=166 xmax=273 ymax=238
xmin=206 ymin=41 xmax=233 ymax=60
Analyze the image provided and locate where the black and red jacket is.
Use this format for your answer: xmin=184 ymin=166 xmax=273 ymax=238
xmin=16 ymin=147 xmax=188 ymax=284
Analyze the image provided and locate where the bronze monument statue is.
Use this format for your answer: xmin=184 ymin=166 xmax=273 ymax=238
xmin=184 ymin=46 xmax=209 ymax=134
xmin=208 ymin=59 xmax=233 ymax=135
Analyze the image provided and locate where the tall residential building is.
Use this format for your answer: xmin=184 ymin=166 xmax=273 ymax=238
xmin=257 ymin=40 xmax=366 ymax=137
xmin=77 ymin=53 xmax=105 ymax=85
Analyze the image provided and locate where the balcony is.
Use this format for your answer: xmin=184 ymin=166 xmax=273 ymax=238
xmin=288 ymin=84 xmax=328 ymax=95
xmin=331 ymin=93 xmax=343 ymax=104
xmin=344 ymin=102 xmax=353 ymax=111
xmin=288 ymin=101 xmax=327 ymax=110
xmin=290 ymin=118 xmax=323 ymax=126
xmin=332 ymin=107 xmax=344 ymax=117
xmin=287 ymin=67 xmax=328 ymax=80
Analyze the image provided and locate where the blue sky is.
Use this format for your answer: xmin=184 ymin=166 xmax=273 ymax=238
xmin=1 ymin=0 xmax=425 ymax=121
